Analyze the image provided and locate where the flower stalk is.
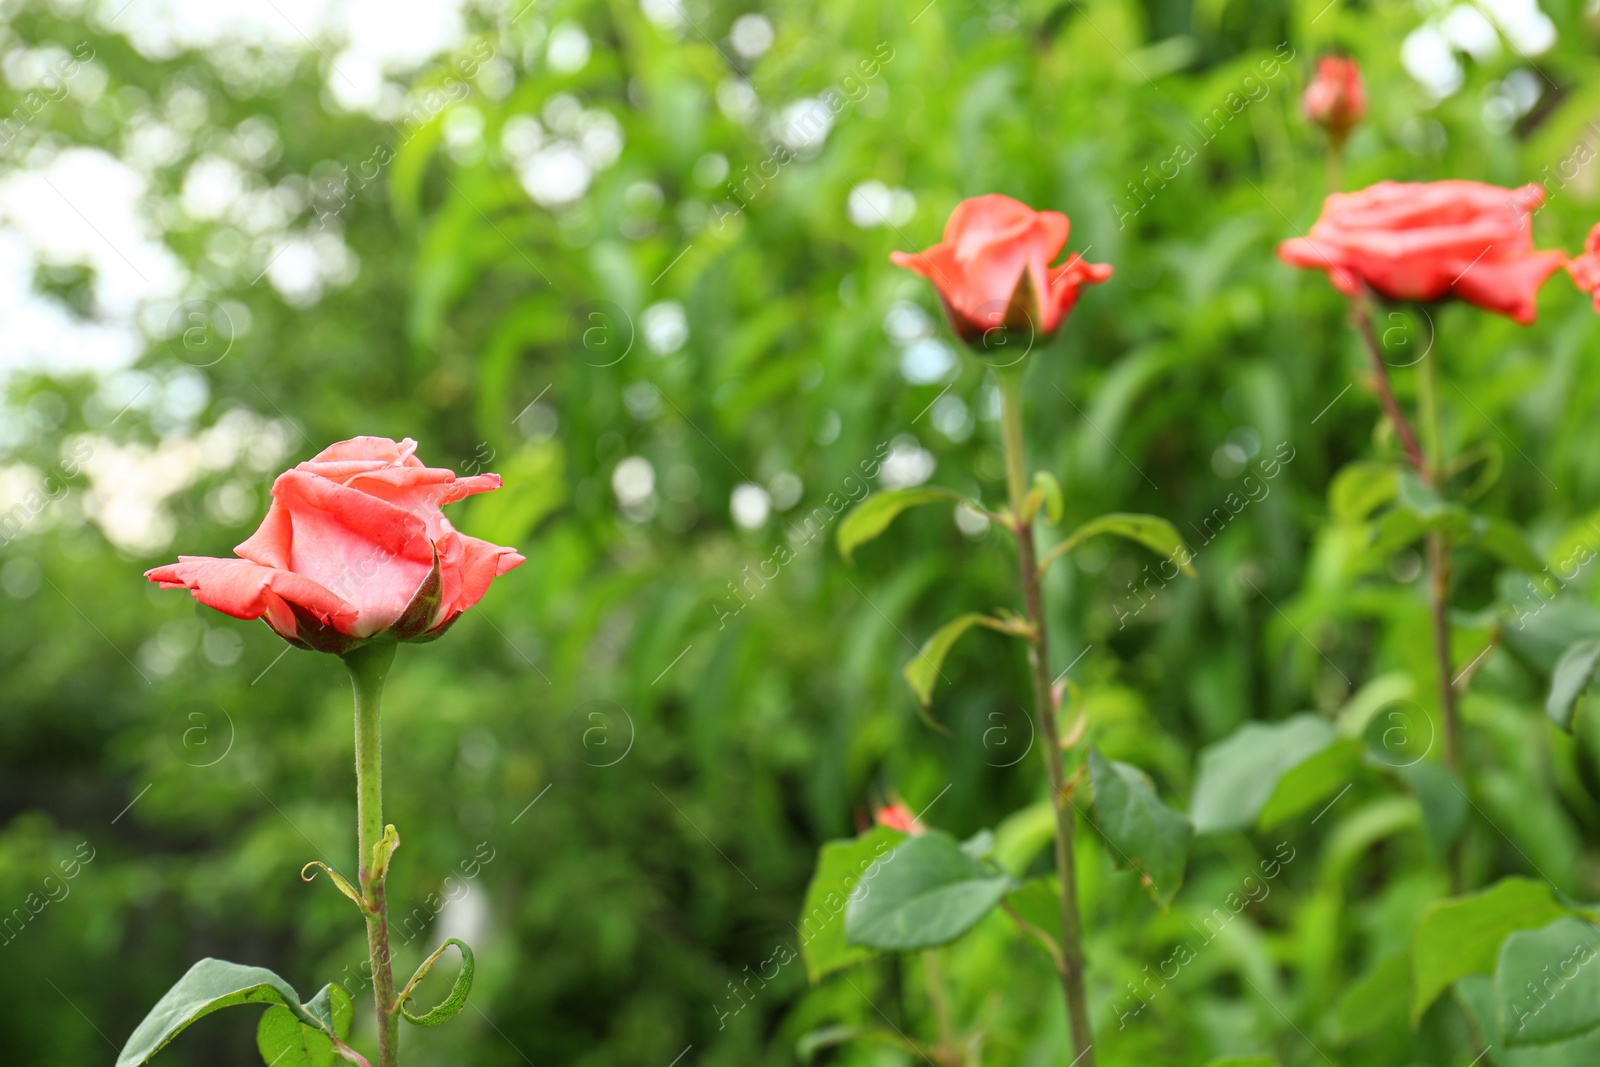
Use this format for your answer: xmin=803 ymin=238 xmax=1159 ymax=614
xmin=997 ymin=364 xmax=1096 ymax=1065
xmin=348 ymin=642 xmax=401 ymax=1067
xmin=1351 ymin=298 xmax=1461 ymax=773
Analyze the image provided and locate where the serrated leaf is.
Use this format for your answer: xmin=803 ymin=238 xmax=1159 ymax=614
xmin=399 ymin=939 xmax=474 ymax=1026
xmin=1548 ymin=639 xmax=1600 ymax=732
xmin=117 ymin=959 xmax=327 ymax=1067
xmin=1329 ymin=461 xmax=1399 ymax=523
xmin=1047 ymin=513 xmax=1194 ymax=576
xmin=1496 ymin=916 xmax=1600 ymax=1046
xmin=1411 ymin=877 xmax=1568 ymax=1024
xmin=798 ymin=827 xmax=905 ymax=983
xmin=903 ymin=613 xmax=992 ymax=709
xmin=1189 ymin=716 xmax=1336 ymax=834
xmin=837 ymin=488 xmax=962 ymax=562
xmin=844 ymin=830 xmax=1014 ymax=951
xmin=1087 ymin=747 xmax=1191 ymax=906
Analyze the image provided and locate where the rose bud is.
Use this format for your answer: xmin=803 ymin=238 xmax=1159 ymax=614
xmin=1303 ymin=55 xmax=1366 ymax=148
xmin=891 ymin=194 xmax=1111 ymax=348
xmin=1278 ymin=180 xmax=1568 ymax=325
xmin=873 ymin=802 xmax=924 ymax=835
xmin=147 ymin=436 xmax=524 ymax=655
xmin=1566 ymin=223 xmax=1600 ymax=312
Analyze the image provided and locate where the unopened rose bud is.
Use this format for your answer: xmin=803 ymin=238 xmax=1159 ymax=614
xmin=873 ymin=802 xmax=924 ymax=835
xmin=1303 ymin=56 xmax=1366 ymax=150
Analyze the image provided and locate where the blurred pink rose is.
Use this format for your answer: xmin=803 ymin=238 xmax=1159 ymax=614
xmin=1303 ymin=56 xmax=1366 ymax=147
xmin=1278 ymin=180 xmax=1567 ymax=325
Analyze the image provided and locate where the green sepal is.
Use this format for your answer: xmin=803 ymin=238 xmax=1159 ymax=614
xmin=301 ymin=862 xmax=372 ymax=916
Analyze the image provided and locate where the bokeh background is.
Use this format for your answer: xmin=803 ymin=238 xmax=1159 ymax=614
xmin=5 ymin=0 xmax=1600 ymax=1063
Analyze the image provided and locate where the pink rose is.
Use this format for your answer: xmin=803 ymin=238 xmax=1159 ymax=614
xmin=1565 ymin=223 xmax=1600 ymax=312
xmin=147 ymin=436 xmax=524 ymax=654
xmin=1277 ymin=180 xmax=1568 ymax=325
xmin=891 ymin=194 xmax=1112 ymax=344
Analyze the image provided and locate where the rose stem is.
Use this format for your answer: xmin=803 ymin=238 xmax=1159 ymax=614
xmin=348 ymin=641 xmax=401 ymax=1067
xmin=1351 ymin=298 xmax=1462 ymax=775
xmin=998 ymin=363 xmax=1096 ymax=1066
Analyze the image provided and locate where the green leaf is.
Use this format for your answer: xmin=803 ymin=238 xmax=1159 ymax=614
xmin=1046 ymin=513 xmax=1194 ymax=576
xmin=1189 ymin=715 xmax=1337 ymax=834
xmin=903 ymin=613 xmax=991 ymax=710
xmin=256 ymin=985 xmax=352 ymax=1067
xmin=1086 ymin=747 xmax=1191 ymax=906
xmin=399 ymin=939 xmax=474 ymax=1026
xmin=844 ymin=830 xmax=1014 ymax=952
xmin=1411 ymin=877 xmax=1569 ymax=1024
xmin=1336 ymin=950 xmax=1411 ymax=1041
xmin=1471 ymin=515 xmax=1544 ymax=574
xmin=1329 ymin=461 xmax=1399 ymax=523
xmin=837 ymin=488 xmax=963 ymax=562
xmin=1396 ymin=761 xmax=1468 ymax=859
xmin=1201 ymin=1059 xmax=1280 ymax=1067
xmin=1031 ymin=471 xmax=1064 ymax=524
xmin=117 ymin=959 xmax=328 ymax=1067
xmin=1458 ymin=974 xmax=1600 ymax=1066
xmin=798 ymin=827 xmax=905 ymax=982
xmin=1256 ymin=738 xmax=1363 ymax=830
xmin=1496 ymin=916 xmax=1600 ymax=1046
xmin=1548 ymin=639 xmax=1600 ymax=732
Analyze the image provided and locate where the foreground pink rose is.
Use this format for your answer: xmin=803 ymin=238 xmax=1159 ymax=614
xmin=891 ymin=194 xmax=1112 ymax=344
xmin=1277 ymin=180 xmax=1568 ymax=325
xmin=147 ymin=436 xmax=524 ymax=654
xmin=1566 ymin=223 xmax=1600 ymax=312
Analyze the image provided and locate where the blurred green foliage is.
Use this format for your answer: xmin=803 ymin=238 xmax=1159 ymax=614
xmin=6 ymin=0 xmax=1600 ymax=1063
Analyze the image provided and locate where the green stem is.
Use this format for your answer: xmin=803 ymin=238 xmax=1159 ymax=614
xmin=348 ymin=642 xmax=400 ymax=1067
xmin=998 ymin=366 xmax=1096 ymax=1066
xmin=1350 ymin=301 xmax=1461 ymax=777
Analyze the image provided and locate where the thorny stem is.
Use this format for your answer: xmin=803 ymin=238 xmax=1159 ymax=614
xmin=348 ymin=642 xmax=401 ymax=1067
xmin=1351 ymin=298 xmax=1462 ymax=774
xmin=998 ymin=365 xmax=1096 ymax=1066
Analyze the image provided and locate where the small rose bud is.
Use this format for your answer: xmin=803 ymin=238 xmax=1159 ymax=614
xmin=873 ymin=802 xmax=924 ymax=835
xmin=1303 ymin=56 xmax=1366 ymax=149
